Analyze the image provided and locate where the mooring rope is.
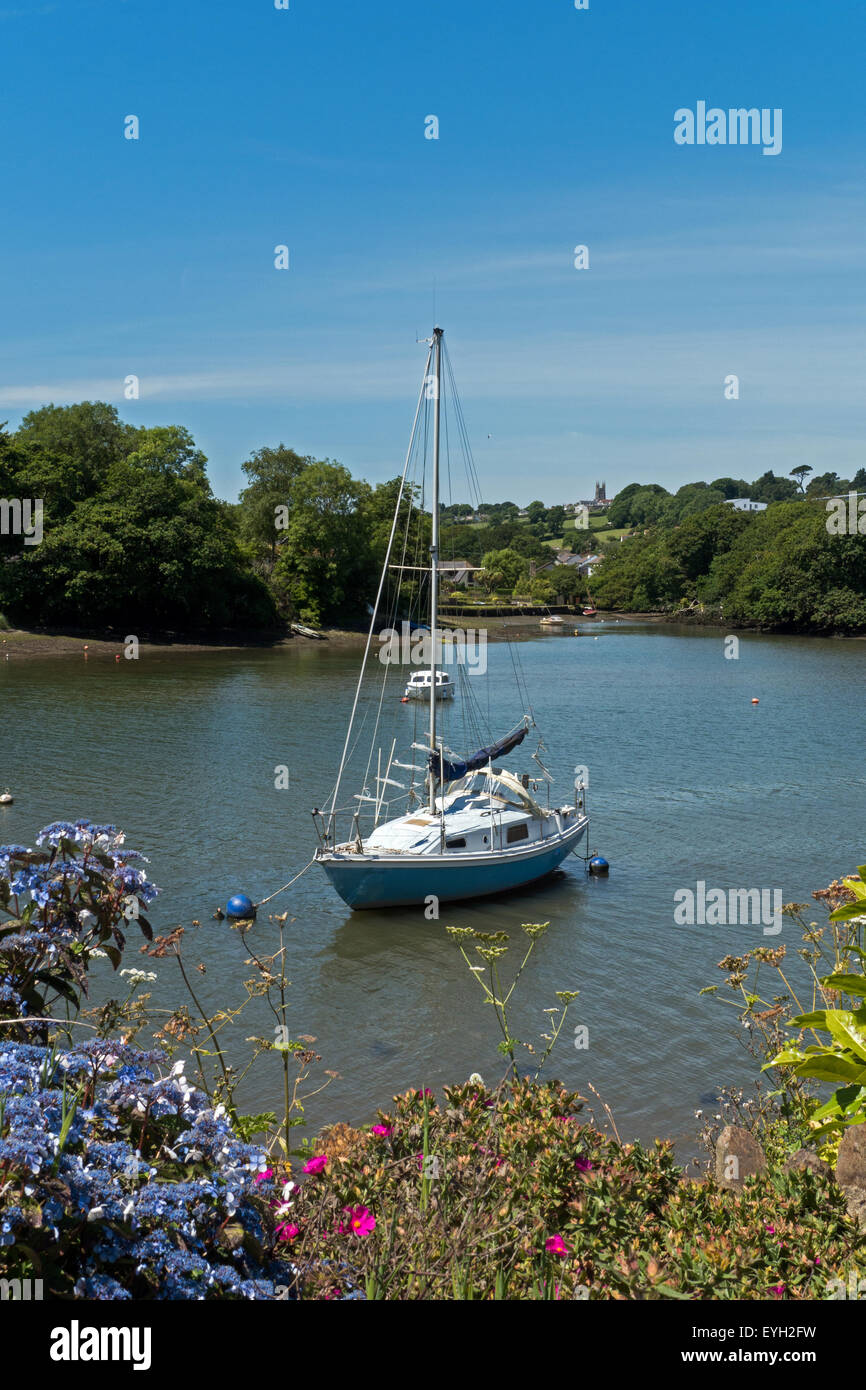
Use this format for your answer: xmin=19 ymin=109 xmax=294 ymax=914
xmin=255 ymin=856 xmax=317 ymax=909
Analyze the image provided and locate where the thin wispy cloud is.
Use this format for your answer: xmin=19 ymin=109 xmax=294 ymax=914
xmin=3 ymin=323 xmax=865 ymax=412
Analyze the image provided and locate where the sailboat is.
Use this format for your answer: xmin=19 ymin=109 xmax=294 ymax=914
xmin=313 ymin=327 xmax=589 ymax=910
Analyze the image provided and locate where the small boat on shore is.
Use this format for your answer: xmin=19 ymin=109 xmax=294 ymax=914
xmin=539 ymin=615 xmax=564 ymax=628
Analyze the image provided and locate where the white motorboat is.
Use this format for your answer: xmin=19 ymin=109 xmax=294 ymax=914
xmin=403 ymin=669 xmax=455 ymax=701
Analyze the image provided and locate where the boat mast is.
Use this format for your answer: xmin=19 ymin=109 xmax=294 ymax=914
xmin=428 ymin=325 xmax=443 ymax=812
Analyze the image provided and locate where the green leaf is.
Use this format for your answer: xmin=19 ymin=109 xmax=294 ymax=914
xmin=821 ymin=973 xmax=866 ymax=997
xmin=828 ymin=901 xmax=866 ymax=923
xmin=794 ymin=1055 xmax=866 ymax=1085
xmin=824 ymin=1012 xmax=866 ymax=1061
xmin=813 ymin=1084 xmax=865 ymax=1121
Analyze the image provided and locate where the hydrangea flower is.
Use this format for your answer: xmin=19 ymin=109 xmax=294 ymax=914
xmin=0 ymin=1039 xmax=295 ymax=1299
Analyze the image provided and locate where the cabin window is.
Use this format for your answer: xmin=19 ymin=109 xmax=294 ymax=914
xmin=446 ymin=837 xmax=466 ymax=849
xmin=506 ymin=823 xmax=529 ymax=844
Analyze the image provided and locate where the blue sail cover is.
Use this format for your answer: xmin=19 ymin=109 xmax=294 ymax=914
xmin=428 ymin=725 xmax=528 ymax=784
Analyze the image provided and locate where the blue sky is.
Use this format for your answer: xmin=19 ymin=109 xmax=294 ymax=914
xmin=1 ymin=0 xmax=864 ymax=502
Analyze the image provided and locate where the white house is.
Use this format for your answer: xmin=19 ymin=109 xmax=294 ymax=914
xmin=725 ymin=498 xmax=767 ymax=512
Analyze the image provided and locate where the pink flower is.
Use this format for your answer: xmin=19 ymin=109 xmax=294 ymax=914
xmin=765 ymin=1224 xmax=775 ymax=1235
xmin=545 ymin=1234 xmax=570 ymax=1256
xmin=371 ymin=1124 xmax=392 ymax=1137
xmin=771 ymin=1283 xmax=785 ymax=1298
xmin=342 ymin=1205 xmax=376 ymax=1237
xmin=416 ymin=1088 xmax=433 ymax=1099
xmin=276 ymin=1222 xmax=300 ymax=1242
xmin=255 ymin=1167 xmax=274 ymax=1183
xmin=575 ymin=1158 xmax=594 ymax=1172
xmin=303 ymin=1154 xmax=329 ymax=1175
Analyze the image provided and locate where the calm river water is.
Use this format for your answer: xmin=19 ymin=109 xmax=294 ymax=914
xmin=1 ymin=623 xmax=864 ymax=1157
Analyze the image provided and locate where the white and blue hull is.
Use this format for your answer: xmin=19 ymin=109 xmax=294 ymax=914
xmin=317 ymin=815 xmax=588 ymax=910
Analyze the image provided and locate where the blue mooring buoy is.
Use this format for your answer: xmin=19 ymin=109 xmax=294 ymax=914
xmin=226 ymin=892 xmax=256 ymax=920
xmin=588 ymin=856 xmax=609 ymax=877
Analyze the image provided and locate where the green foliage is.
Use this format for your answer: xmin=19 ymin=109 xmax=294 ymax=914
xmin=750 ymin=471 xmax=800 ymax=503
xmin=529 ymin=576 xmax=556 ymax=603
xmin=704 ymin=865 xmax=866 ymax=1162
xmin=767 ymin=866 xmax=866 ymax=1145
xmin=479 ymin=547 xmax=528 ymax=593
xmin=238 ymin=444 xmax=311 ymax=557
xmin=268 ymin=461 xmax=372 ymax=626
xmin=592 ymin=499 xmax=866 ymax=632
xmin=0 ymin=405 xmax=275 ymax=632
xmin=549 ymin=565 xmax=586 ymax=602
xmin=286 ymin=1080 xmax=863 ymax=1300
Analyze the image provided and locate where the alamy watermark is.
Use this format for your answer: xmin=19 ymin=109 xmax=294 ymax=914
xmin=674 ymin=103 xmax=782 ymax=157
xmin=378 ymin=621 xmax=487 ymax=675
xmin=674 ymin=881 xmax=782 ymax=936
xmin=827 ymin=1269 xmax=866 ymax=1299
xmin=0 ymin=498 xmax=43 ymax=545
xmin=1 ymin=1277 xmax=43 ymax=1300
xmin=826 ymin=492 xmax=866 ymax=536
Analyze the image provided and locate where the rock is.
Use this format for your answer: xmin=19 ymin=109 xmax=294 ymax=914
xmin=783 ymin=1147 xmax=832 ymax=1180
xmin=836 ymin=1126 xmax=866 ymax=1190
xmin=843 ymin=1186 xmax=866 ymax=1229
xmin=715 ymin=1126 xmax=766 ymax=1189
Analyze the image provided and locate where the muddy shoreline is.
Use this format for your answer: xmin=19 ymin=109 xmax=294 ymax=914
xmin=2 ymin=609 xmax=860 ymax=660
xmin=0 ymin=613 xmax=669 ymax=661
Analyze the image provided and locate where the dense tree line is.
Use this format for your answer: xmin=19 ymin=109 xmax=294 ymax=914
xmin=592 ymin=499 xmax=866 ymax=632
xmin=607 ymin=468 xmax=866 ymax=530
xmin=0 ymin=405 xmax=275 ymax=632
xmin=0 ymin=404 xmax=429 ymax=632
xmin=2 ymin=403 xmax=863 ymax=634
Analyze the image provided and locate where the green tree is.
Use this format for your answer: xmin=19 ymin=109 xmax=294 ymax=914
xmin=607 ymin=483 xmax=642 ymax=529
xmin=529 ymin=576 xmax=555 ymax=603
xmin=480 ymin=548 xmax=529 ymax=593
xmin=751 ymin=470 xmax=798 ymax=504
xmin=1 ymin=406 xmax=274 ymax=632
xmin=806 ymin=471 xmax=846 ymax=498
xmin=549 ymin=565 xmax=585 ymax=603
xmin=270 ymin=462 xmax=372 ymax=626
xmin=709 ymin=476 xmax=751 ymax=500
xmin=13 ymin=402 xmax=136 ymax=523
xmin=238 ymin=445 xmax=312 ymax=558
